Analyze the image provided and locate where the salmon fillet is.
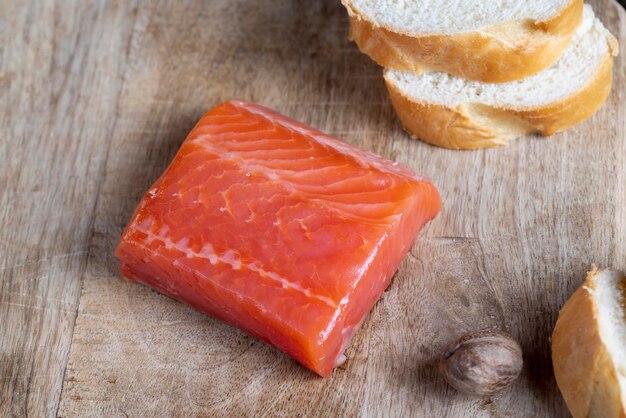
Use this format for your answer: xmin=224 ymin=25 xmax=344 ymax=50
xmin=115 ymin=100 xmax=441 ymax=377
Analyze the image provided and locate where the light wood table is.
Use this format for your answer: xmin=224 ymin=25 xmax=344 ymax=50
xmin=2 ymin=0 xmax=625 ymax=416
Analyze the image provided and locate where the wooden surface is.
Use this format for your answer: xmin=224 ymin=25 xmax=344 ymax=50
xmin=1 ymin=0 xmax=625 ymax=416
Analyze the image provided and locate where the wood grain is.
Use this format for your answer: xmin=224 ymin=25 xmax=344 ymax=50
xmin=0 ymin=1 xmax=140 ymax=416
xmin=1 ymin=0 xmax=624 ymax=417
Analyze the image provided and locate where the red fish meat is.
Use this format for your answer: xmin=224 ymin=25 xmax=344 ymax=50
xmin=115 ymin=100 xmax=441 ymax=377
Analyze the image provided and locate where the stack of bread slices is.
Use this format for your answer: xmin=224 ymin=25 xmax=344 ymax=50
xmin=341 ymin=0 xmax=619 ymax=149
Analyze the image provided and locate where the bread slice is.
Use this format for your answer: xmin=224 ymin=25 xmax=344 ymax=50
xmin=342 ymin=0 xmax=583 ymax=83
xmin=384 ymin=5 xmax=618 ymax=150
xmin=552 ymin=267 xmax=626 ymax=418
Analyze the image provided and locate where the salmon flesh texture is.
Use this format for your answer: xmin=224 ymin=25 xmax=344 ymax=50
xmin=115 ymin=100 xmax=441 ymax=377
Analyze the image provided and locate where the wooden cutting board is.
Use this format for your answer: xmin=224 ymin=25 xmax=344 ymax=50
xmin=1 ymin=1 xmax=625 ymax=416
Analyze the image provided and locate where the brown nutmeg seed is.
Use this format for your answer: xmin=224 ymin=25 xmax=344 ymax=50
xmin=439 ymin=332 xmax=523 ymax=397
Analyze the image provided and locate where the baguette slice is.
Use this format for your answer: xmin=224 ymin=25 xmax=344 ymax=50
xmin=552 ymin=268 xmax=626 ymax=418
xmin=342 ymin=0 xmax=583 ymax=83
xmin=384 ymin=5 xmax=618 ymax=150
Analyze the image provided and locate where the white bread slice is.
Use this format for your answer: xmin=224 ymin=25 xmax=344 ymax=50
xmin=342 ymin=0 xmax=583 ymax=83
xmin=384 ymin=5 xmax=618 ymax=150
xmin=552 ymin=267 xmax=626 ymax=418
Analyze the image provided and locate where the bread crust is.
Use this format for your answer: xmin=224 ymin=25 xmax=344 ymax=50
xmin=551 ymin=268 xmax=626 ymax=418
xmin=384 ymin=45 xmax=616 ymax=150
xmin=343 ymin=0 xmax=583 ymax=83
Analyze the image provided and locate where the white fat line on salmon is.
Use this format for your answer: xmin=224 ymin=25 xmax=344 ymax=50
xmin=188 ymin=136 xmax=353 ymax=181
xmin=232 ymin=100 xmax=428 ymax=182
xmin=183 ymin=139 xmax=402 ymax=227
xmin=191 ymin=139 xmax=352 ymax=178
xmin=134 ymin=226 xmax=337 ymax=309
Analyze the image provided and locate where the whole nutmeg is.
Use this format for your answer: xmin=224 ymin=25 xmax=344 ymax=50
xmin=439 ymin=332 xmax=523 ymax=397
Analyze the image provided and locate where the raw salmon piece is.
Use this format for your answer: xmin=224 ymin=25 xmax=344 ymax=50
xmin=115 ymin=100 xmax=441 ymax=377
